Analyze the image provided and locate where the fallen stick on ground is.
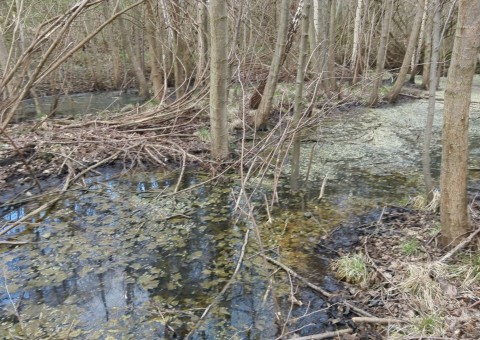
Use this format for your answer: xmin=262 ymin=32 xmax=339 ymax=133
xmin=290 ymin=328 xmax=353 ymax=339
xmin=352 ymin=317 xmax=407 ymax=324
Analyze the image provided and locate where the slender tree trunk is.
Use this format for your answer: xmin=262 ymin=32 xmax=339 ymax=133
xmin=316 ymin=0 xmax=329 ymax=92
xmin=409 ymin=0 xmax=428 ymax=84
xmin=326 ymin=0 xmax=338 ymax=96
xmin=422 ymin=0 xmax=441 ymax=202
xmin=254 ymin=0 xmax=290 ymax=127
xmin=440 ymin=0 xmax=480 ymax=245
xmin=351 ymin=0 xmax=363 ymax=84
xmin=307 ymin=2 xmax=317 ymax=75
xmin=117 ymin=3 xmax=149 ymax=98
xmin=368 ymin=0 xmax=393 ymax=107
xmin=197 ymin=0 xmax=209 ymax=84
xmin=209 ymin=0 xmax=229 ymax=160
xmin=102 ymin=2 xmax=122 ymax=89
xmin=387 ymin=0 xmax=425 ymax=103
xmin=145 ymin=0 xmax=164 ymax=101
xmin=0 ymin=22 xmax=13 ymax=99
xmin=422 ymin=2 xmax=434 ymax=90
xmin=291 ymin=0 xmax=310 ymax=191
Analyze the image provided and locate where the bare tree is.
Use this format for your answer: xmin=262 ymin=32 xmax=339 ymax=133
xmin=440 ymin=0 xmax=480 ymax=245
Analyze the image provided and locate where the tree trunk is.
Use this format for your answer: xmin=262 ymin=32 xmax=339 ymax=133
xmin=351 ymin=0 xmax=363 ymax=84
xmin=291 ymin=0 xmax=310 ymax=191
xmin=409 ymin=0 xmax=428 ymax=84
xmin=316 ymin=0 xmax=329 ymax=93
xmin=440 ymin=0 xmax=480 ymax=245
xmin=254 ymin=0 xmax=290 ymax=127
xmin=422 ymin=0 xmax=441 ymax=202
xmin=197 ymin=0 xmax=209 ymax=84
xmin=421 ymin=2 xmax=434 ymax=90
xmin=387 ymin=0 xmax=425 ymax=103
xmin=368 ymin=0 xmax=394 ymax=107
xmin=326 ymin=0 xmax=338 ymax=96
xmin=145 ymin=0 xmax=164 ymax=101
xmin=117 ymin=3 xmax=149 ymax=98
xmin=209 ymin=0 xmax=229 ymax=160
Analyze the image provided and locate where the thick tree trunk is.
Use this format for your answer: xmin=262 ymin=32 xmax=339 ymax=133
xmin=422 ymin=0 xmax=441 ymax=201
xmin=387 ymin=0 xmax=425 ymax=103
xmin=368 ymin=0 xmax=394 ymax=107
xmin=209 ymin=0 xmax=229 ymax=160
xmin=440 ymin=0 xmax=480 ymax=245
xmin=254 ymin=0 xmax=290 ymax=127
xmin=291 ymin=0 xmax=310 ymax=191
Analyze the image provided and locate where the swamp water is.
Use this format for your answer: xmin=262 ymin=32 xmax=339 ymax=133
xmin=2 ymin=93 xmax=480 ymax=339
xmin=15 ymin=91 xmax=145 ymax=123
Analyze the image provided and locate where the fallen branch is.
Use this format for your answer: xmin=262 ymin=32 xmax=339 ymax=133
xmin=290 ymin=328 xmax=353 ymax=339
xmin=266 ymin=256 xmax=374 ymax=318
xmin=438 ymin=224 xmax=480 ymax=263
xmin=265 ymin=256 xmax=333 ymax=298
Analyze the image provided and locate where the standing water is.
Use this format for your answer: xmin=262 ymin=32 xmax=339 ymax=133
xmin=2 ymin=90 xmax=480 ymax=338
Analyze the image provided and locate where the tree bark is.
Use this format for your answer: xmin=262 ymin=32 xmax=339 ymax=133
xmin=291 ymin=0 xmax=310 ymax=191
xmin=440 ymin=0 xmax=480 ymax=245
xmin=368 ymin=0 xmax=394 ymax=107
xmin=387 ymin=0 xmax=425 ymax=103
xmin=209 ymin=0 xmax=229 ymax=160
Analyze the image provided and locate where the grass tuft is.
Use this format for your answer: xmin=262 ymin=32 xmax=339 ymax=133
xmin=331 ymin=253 xmax=368 ymax=284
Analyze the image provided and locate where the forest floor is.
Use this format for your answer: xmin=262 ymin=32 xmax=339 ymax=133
xmin=318 ymin=202 xmax=480 ymax=339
